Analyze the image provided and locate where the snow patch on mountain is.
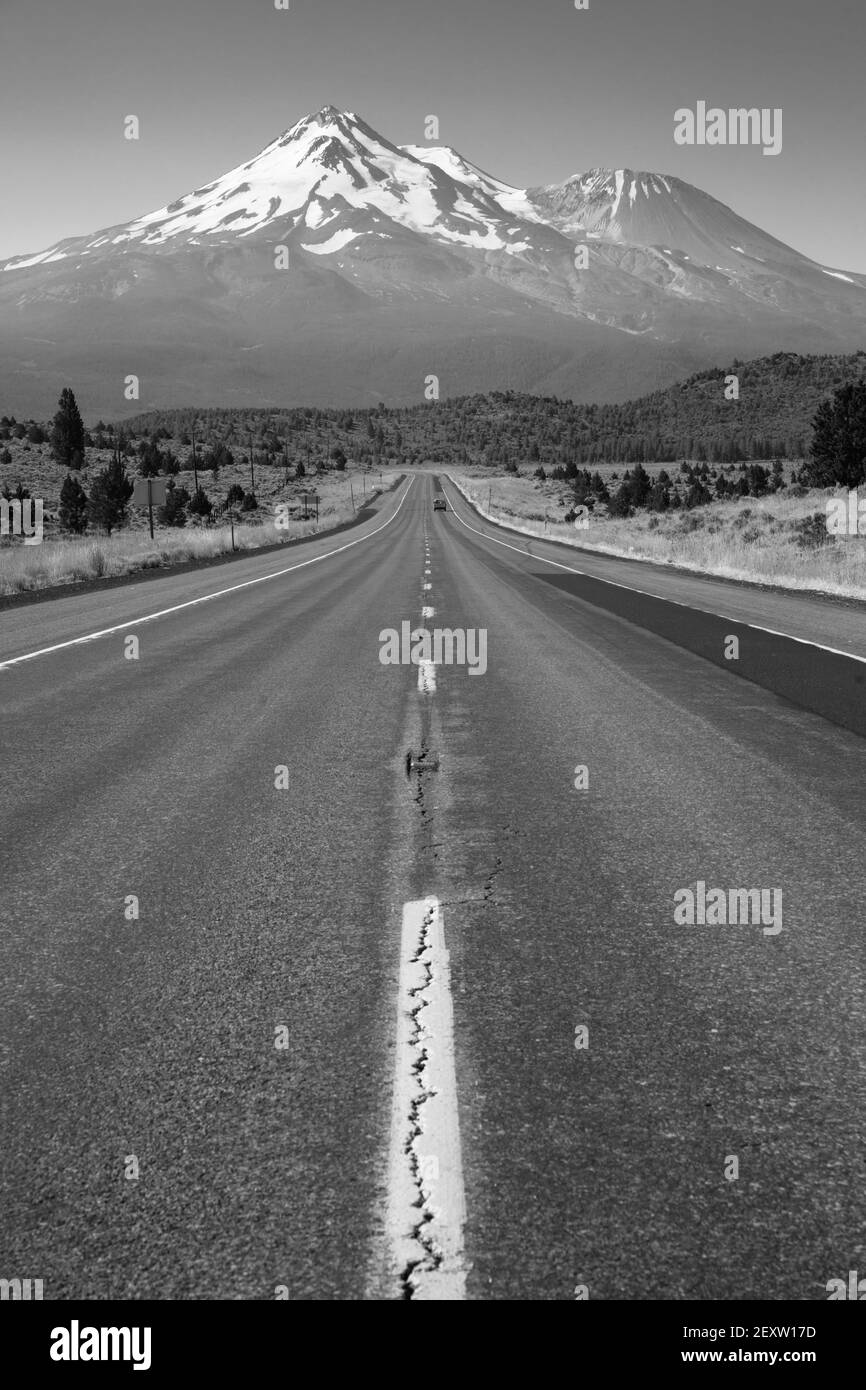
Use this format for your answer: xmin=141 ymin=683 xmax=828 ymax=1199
xmin=301 ymin=228 xmax=361 ymax=255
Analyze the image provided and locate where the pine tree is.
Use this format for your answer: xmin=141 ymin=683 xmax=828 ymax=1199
xmin=188 ymin=486 xmax=213 ymax=517
xmin=804 ymin=381 xmax=866 ymax=487
xmin=58 ymin=474 xmax=89 ymax=533
xmin=51 ymin=387 xmax=85 ymax=469
xmin=87 ymin=452 xmax=133 ymax=534
xmin=157 ymin=481 xmax=188 ymax=527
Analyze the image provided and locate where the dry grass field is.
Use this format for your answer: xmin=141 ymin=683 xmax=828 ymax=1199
xmin=0 ymin=438 xmax=394 ymax=595
xmin=449 ymin=469 xmax=866 ymax=600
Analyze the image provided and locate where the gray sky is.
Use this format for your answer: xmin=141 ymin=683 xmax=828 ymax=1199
xmin=2 ymin=0 xmax=864 ymax=268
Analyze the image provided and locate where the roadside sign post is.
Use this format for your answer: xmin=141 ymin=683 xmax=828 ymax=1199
xmin=132 ymin=477 xmax=167 ymax=540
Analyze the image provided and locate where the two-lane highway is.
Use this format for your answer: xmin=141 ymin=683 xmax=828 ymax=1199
xmin=2 ymin=471 xmax=864 ymax=1299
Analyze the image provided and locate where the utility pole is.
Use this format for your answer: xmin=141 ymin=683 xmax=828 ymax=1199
xmin=249 ymin=434 xmax=255 ymax=493
xmin=284 ymin=436 xmax=290 ymax=487
xmin=349 ymin=482 xmax=355 ymax=512
xmin=191 ymin=427 xmax=199 ymax=495
xmin=147 ymin=479 xmax=155 ymax=540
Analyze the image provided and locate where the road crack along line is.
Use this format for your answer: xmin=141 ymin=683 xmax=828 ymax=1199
xmin=385 ymin=896 xmax=467 ymax=1300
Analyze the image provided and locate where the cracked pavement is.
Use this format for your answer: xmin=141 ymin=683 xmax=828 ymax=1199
xmin=1 ymin=473 xmax=865 ymax=1299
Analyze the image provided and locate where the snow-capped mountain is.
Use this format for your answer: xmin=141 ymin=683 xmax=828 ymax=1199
xmin=528 ymin=168 xmax=796 ymax=262
xmin=4 ymin=107 xmax=551 ymax=269
xmin=2 ymin=106 xmax=864 ymax=415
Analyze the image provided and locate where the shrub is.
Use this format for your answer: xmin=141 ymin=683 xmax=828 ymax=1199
xmin=792 ymin=513 xmax=831 ymax=549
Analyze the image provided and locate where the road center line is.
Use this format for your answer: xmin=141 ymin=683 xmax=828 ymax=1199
xmin=418 ymin=660 xmax=437 ymax=694
xmin=386 ymin=897 xmax=466 ymax=1300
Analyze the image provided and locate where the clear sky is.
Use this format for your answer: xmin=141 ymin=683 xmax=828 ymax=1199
xmin=1 ymin=0 xmax=864 ymax=268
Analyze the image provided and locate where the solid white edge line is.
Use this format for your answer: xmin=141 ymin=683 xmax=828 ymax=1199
xmin=443 ymin=473 xmax=866 ymax=666
xmin=0 ymin=477 xmax=416 ymax=670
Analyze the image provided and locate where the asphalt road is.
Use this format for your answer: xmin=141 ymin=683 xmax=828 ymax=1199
xmin=1 ymin=471 xmax=865 ymax=1300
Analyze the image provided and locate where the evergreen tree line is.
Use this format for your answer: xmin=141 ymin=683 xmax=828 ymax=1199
xmin=113 ymin=350 xmax=865 ymax=471
xmin=54 ymin=462 xmax=258 ymax=535
xmin=4 ymin=366 xmax=866 ymax=534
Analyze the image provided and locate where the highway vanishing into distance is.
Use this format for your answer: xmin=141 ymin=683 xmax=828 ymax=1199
xmin=2 ymin=472 xmax=865 ymax=1300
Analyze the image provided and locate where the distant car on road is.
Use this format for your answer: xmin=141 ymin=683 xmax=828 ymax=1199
xmin=433 ymin=495 xmax=447 ymax=511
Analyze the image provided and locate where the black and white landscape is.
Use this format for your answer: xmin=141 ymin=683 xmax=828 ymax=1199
xmin=2 ymin=0 xmax=866 ymax=1342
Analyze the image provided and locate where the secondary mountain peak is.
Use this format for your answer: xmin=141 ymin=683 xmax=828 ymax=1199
xmin=528 ymin=166 xmax=807 ymax=264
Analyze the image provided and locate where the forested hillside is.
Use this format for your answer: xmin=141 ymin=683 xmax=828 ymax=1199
xmin=107 ymin=350 xmax=866 ymax=470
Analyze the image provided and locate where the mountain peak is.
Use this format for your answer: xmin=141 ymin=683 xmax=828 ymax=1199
xmin=274 ymin=104 xmax=360 ymax=145
xmin=301 ymin=103 xmax=357 ymax=128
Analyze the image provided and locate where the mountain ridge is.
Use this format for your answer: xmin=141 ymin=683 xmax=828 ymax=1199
xmin=2 ymin=105 xmax=864 ymax=416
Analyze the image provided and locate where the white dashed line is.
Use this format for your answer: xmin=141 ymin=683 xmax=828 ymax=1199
xmin=418 ymin=660 xmax=437 ymax=693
